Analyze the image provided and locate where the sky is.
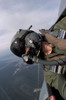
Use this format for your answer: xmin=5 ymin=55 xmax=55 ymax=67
xmin=0 ymin=0 xmax=61 ymax=53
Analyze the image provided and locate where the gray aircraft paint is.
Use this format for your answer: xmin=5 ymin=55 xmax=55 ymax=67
xmin=58 ymin=0 xmax=66 ymax=17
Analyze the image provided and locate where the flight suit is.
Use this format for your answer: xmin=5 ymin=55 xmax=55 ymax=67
xmin=44 ymin=68 xmax=66 ymax=100
xmin=39 ymin=16 xmax=66 ymax=100
xmin=40 ymin=32 xmax=66 ymax=99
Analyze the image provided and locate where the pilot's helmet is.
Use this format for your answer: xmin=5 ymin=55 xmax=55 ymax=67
xmin=10 ymin=29 xmax=33 ymax=57
xmin=10 ymin=29 xmax=42 ymax=58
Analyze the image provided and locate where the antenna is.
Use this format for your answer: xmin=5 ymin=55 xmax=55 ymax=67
xmin=28 ymin=25 xmax=32 ymax=30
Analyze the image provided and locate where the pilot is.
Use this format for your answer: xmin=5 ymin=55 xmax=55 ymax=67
xmin=10 ymin=29 xmax=66 ymax=100
xmin=39 ymin=30 xmax=66 ymax=100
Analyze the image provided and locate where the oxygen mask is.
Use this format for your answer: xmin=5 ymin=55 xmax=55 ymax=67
xmin=22 ymin=47 xmax=39 ymax=64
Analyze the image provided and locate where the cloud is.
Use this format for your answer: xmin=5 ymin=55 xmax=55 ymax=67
xmin=0 ymin=32 xmax=12 ymax=52
xmin=0 ymin=8 xmax=58 ymax=31
xmin=0 ymin=0 xmax=60 ymax=53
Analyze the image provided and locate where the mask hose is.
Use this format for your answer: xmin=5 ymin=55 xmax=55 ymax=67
xmin=33 ymin=57 xmax=66 ymax=66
